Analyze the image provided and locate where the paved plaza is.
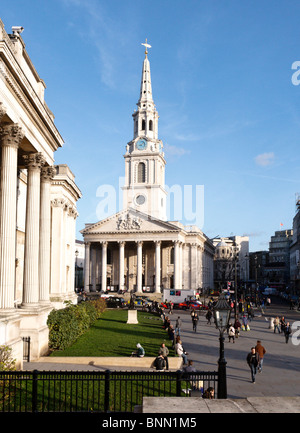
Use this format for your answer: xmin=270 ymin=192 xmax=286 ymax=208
xmin=168 ymin=297 xmax=300 ymax=399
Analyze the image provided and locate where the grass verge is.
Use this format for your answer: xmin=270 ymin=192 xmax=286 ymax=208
xmin=50 ymin=309 xmax=175 ymax=357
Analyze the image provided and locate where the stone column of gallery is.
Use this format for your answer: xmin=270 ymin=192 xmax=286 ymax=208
xmin=0 ymin=122 xmax=24 ymax=311
xmin=22 ymin=152 xmax=45 ymax=308
xmin=39 ymin=166 xmax=56 ymax=304
xmin=190 ymin=243 xmax=198 ymax=290
xmin=101 ymin=241 xmax=107 ymax=293
xmin=84 ymin=242 xmax=90 ymax=292
xmin=118 ymin=241 xmax=125 ymax=293
xmin=155 ymin=241 xmax=161 ymax=293
xmin=136 ymin=241 xmax=143 ymax=293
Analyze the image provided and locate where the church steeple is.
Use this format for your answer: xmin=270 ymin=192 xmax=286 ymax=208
xmin=137 ymin=39 xmax=154 ymax=110
xmin=132 ymin=39 xmax=158 ymax=141
xmin=122 ymin=41 xmax=167 ymax=221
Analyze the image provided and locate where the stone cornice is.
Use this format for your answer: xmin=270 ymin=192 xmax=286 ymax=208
xmin=51 ymin=178 xmax=82 ymax=202
xmin=0 ymin=47 xmax=63 ymax=151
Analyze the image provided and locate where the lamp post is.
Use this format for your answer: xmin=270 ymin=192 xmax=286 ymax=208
xmin=213 ymin=293 xmax=232 ymax=399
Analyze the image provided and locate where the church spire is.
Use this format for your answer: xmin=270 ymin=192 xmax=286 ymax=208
xmin=137 ymin=39 xmax=154 ymax=110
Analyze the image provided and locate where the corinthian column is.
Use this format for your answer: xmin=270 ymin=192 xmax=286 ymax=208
xmin=136 ymin=241 xmax=143 ymax=293
xmin=0 ymin=123 xmax=24 ymax=310
xmin=22 ymin=152 xmax=45 ymax=308
xmin=155 ymin=241 xmax=161 ymax=293
xmin=118 ymin=241 xmax=125 ymax=293
xmin=39 ymin=166 xmax=56 ymax=304
xmin=84 ymin=242 xmax=90 ymax=292
xmin=101 ymin=241 xmax=107 ymax=293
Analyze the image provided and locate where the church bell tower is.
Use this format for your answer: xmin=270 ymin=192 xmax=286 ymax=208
xmin=122 ymin=40 xmax=167 ymax=220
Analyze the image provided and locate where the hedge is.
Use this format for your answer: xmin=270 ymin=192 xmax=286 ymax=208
xmin=47 ymin=298 xmax=106 ymax=351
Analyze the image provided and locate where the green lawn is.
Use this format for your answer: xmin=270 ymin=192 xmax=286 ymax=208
xmin=50 ymin=309 xmax=174 ymax=357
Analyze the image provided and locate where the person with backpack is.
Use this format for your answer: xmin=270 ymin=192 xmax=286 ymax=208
xmin=153 ymin=354 xmax=166 ymax=371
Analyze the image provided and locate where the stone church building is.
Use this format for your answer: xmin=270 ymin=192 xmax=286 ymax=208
xmin=0 ymin=21 xmax=81 ymax=366
xmin=81 ymin=44 xmax=214 ymax=296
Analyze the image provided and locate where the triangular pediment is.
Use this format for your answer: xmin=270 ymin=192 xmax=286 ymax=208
xmin=80 ymin=208 xmax=181 ymax=235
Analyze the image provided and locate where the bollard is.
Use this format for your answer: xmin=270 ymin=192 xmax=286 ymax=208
xmin=269 ymin=317 xmax=274 ymax=330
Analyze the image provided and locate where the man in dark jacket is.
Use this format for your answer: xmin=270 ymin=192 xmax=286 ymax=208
xmin=246 ymin=347 xmax=260 ymax=383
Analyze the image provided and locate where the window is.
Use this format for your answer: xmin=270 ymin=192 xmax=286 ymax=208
xmin=149 ymin=120 xmax=153 ymax=131
xmin=142 ymin=119 xmax=145 ymax=130
xmin=170 ymin=247 xmax=174 ymax=264
xmin=137 ymin=162 xmax=146 ymax=183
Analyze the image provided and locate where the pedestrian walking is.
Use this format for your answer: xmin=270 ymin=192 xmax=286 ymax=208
xmin=234 ymin=318 xmax=241 ymax=338
xmin=284 ymin=322 xmax=292 ymax=344
xmin=280 ymin=316 xmax=286 ymax=334
xmin=206 ymin=309 xmax=212 ymax=325
xmin=246 ymin=347 xmax=260 ymax=383
xmin=255 ymin=340 xmax=266 ymax=372
xmin=228 ymin=324 xmax=235 ymax=343
xmin=175 ymin=316 xmax=182 ymax=336
xmin=273 ymin=316 xmax=281 ymax=334
xmin=192 ymin=312 xmax=199 ymax=332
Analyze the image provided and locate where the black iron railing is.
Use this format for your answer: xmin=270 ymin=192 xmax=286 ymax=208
xmin=0 ymin=370 xmax=218 ymax=413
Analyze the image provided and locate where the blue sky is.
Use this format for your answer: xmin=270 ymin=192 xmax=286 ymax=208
xmin=1 ymin=0 xmax=300 ymax=251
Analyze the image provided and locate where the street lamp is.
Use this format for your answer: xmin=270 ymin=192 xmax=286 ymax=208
xmin=213 ymin=293 xmax=232 ymax=399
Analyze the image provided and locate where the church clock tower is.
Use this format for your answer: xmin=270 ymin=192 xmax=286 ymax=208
xmin=122 ymin=40 xmax=167 ymax=220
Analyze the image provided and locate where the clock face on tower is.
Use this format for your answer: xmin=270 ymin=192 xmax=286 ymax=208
xmin=136 ymin=139 xmax=147 ymax=151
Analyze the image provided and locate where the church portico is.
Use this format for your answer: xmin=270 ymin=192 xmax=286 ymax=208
xmin=82 ymin=208 xmax=214 ymax=295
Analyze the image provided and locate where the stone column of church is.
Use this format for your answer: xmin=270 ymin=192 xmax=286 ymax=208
xmin=174 ymin=240 xmax=180 ymax=290
xmin=136 ymin=241 xmax=143 ymax=293
xmin=118 ymin=241 xmax=125 ymax=292
xmin=84 ymin=242 xmax=90 ymax=292
xmin=39 ymin=166 xmax=56 ymax=304
xmin=91 ymin=246 xmax=97 ymax=292
xmin=22 ymin=152 xmax=45 ymax=307
xmin=155 ymin=241 xmax=161 ymax=293
xmin=101 ymin=241 xmax=107 ymax=293
xmin=0 ymin=123 xmax=24 ymax=310
xmin=179 ymin=242 xmax=183 ymax=290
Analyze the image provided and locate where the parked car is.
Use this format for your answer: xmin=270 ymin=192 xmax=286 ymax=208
xmin=105 ymin=297 xmax=125 ymax=308
xmin=178 ymin=300 xmax=208 ymax=310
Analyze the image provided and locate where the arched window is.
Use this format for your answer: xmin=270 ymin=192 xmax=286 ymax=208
xmin=137 ymin=162 xmax=146 ymax=183
xmin=149 ymin=120 xmax=153 ymax=131
xmin=142 ymin=119 xmax=145 ymax=130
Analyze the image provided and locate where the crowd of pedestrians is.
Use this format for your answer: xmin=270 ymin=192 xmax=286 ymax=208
xmin=273 ymin=316 xmax=292 ymax=343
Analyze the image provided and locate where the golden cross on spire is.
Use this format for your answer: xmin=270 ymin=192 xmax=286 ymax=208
xmin=141 ymin=38 xmax=151 ymax=58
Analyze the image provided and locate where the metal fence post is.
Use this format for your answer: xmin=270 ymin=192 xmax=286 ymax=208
xmin=32 ymin=370 xmax=38 ymax=413
xmin=176 ymin=370 xmax=182 ymax=396
xmin=104 ymin=370 xmax=110 ymax=412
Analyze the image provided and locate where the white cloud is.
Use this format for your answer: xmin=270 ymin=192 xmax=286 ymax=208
xmin=164 ymin=143 xmax=190 ymax=157
xmin=255 ymin=152 xmax=275 ymax=167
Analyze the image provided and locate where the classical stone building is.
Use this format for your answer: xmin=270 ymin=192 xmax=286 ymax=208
xmin=81 ymin=45 xmax=214 ymax=295
xmin=0 ymin=21 xmax=81 ymax=366
xmin=212 ymin=236 xmax=249 ymax=291
xmin=290 ymin=196 xmax=300 ymax=295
